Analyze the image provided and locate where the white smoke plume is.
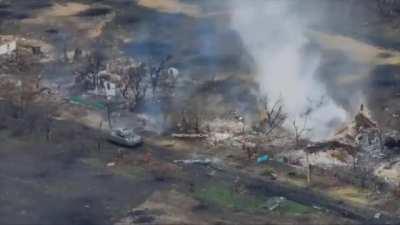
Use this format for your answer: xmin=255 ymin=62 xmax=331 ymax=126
xmin=230 ymin=0 xmax=348 ymax=140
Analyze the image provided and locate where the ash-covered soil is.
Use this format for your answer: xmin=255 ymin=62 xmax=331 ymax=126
xmin=2 ymin=0 xmax=400 ymax=225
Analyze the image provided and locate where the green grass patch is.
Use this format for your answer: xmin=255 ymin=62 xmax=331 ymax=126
xmin=194 ymin=181 xmax=316 ymax=215
xmin=194 ymin=182 xmax=266 ymax=212
xmin=70 ymin=96 xmax=106 ymax=110
xmin=81 ymin=157 xmax=106 ymax=168
xmin=43 ymin=181 xmax=85 ymax=195
xmin=110 ymin=164 xmax=146 ymax=180
xmin=81 ymin=157 xmax=147 ymax=180
xmin=275 ymin=200 xmax=314 ymax=215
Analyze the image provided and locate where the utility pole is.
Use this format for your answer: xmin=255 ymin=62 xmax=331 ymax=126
xmin=306 ymin=152 xmax=312 ymax=185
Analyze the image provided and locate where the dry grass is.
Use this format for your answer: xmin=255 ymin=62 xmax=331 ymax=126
xmin=327 ymin=186 xmax=371 ymax=206
xmin=22 ymin=2 xmax=113 ymax=39
xmin=137 ymin=0 xmax=201 ymax=17
xmin=310 ymin=31 xmax=400 ymax=85
xmin=330 ymin=150 xmax=349 ymax=163
xmin=311 ymin=31 xmax=400 ymax=65
xmin=374 ymin=161 xmax=400 ymax=185
xmin=23 ymin=3 xmax=89 ymax=24
xmin=47 ymin=3 xmax=89 ymax=17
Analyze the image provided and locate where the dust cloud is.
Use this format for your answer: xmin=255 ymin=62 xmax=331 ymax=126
xmin=230 ymin=0 xmax=348 ymax=140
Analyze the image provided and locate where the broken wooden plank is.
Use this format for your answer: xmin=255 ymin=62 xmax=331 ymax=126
xmin=171 ymin=133 xmax=208 ymax=139
xmin=305 ymin=140 xmax=358 ymax=156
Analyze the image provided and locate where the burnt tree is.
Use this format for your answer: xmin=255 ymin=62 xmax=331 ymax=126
xmin=150 ymin=55 xmax=172 ymax=96
xmin=258 ymin=96 xmax=287 ymax=136
xmin=74 ymin=50 xmax=106 ymax=90
xmin=121 ymin=63 xmax=149 ymax=111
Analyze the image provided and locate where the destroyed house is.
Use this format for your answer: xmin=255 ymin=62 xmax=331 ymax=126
xmin=88 ymin=70 xmax=119 ymax=99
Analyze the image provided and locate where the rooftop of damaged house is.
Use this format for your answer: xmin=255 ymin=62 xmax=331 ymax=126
xmin=2 ymin=0 xmax=400 ymax=225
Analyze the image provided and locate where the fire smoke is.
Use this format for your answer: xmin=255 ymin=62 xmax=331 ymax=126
xmin=230 ymin=0 xmax=348 ymax=140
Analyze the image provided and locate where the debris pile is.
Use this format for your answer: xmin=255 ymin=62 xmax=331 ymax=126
xmin=318 ymin=107 xmax=385 ymax=159
xmin=374 ymin=158 xmax=400 ymax=185
xmin=171 ymin=115 xmax=250 ymax=149
xmin=280 ymin=106 xmax=389 ymax=169
xmin=173 ymin=153 xmax=223 ymax=167
xmin=203 ymin=117 xmax=248 ymax=146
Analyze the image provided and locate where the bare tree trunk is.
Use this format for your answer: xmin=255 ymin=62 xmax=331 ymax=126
xmin=106 ymin=103 xmax=112 ymax=129
xmin=97 ymin=121 xmax=103 ymax=152
xmin=306 ymin=152 xmax=312 ymax=185
xmin=45 ymin=119 xmax=53 ymax=142
xmin=378 ymin=127 xmax=384 ymax=151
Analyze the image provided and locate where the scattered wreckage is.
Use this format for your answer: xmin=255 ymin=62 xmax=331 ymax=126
xmin=305 ymin=108 xmax=381 ymax=157
xmin=278 ymin=105 xmax=400 ymax=187
xmin=107 ymin=128 xmax=143 ymax=147
xmin=171 ymin=133 xmax=208 ymax=139
xmin=173 ymin=154 xmax=223 ymax=169
xmin=173 ymin=159 xmax=213 ymax=165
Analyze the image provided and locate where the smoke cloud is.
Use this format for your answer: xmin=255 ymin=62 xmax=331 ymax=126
xmin=230 ymin=0 xmax=348 ymax=140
